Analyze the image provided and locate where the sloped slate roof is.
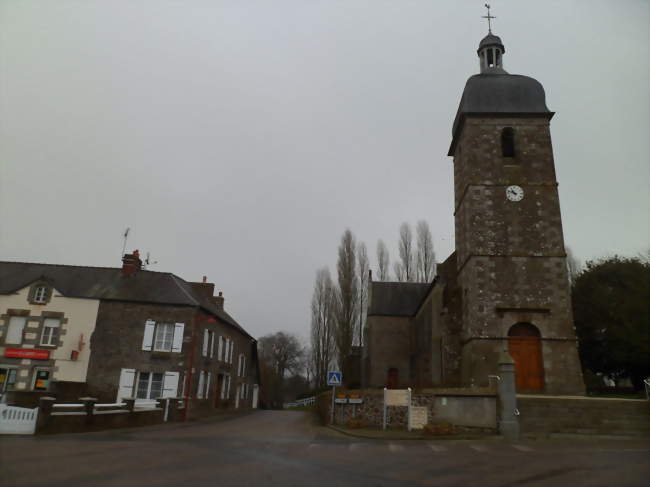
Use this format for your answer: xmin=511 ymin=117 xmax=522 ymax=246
xmin=0 ymin=261 xmax=252 ymax=340
xmin=368 ymin=281 xmax=432 ymax=317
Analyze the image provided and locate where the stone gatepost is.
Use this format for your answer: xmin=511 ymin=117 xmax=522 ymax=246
xmin=123 ymin=398 xmax=136 ymax=412
xmin=167 ymin=398 xmax=180 ymax=422
xmin=498 ymin=351 xmax=520 ymax=440
xmin=79 ymin=397 xmax=97 ymax=425
xmin=37 ymin=396 xmax=57 ymax=431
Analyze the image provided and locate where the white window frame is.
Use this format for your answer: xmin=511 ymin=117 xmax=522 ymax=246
xmin=135 ymin=371 xmax=164 ymax=400
xmin=33 ymin=286 xmax=48 ymax=304
xmin=229 ymin=340 xmax=234 ymax=364
xmin=153 ymin=323 xmax=175 ymax=352
xmin=209 ymin=332 xmax=215 ymax=358
xmin=40 ymin=318 xmax=61 ymax=347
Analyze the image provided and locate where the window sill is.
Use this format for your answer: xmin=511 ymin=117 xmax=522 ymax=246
xmin=150 ymin=351 xmax=173 ymax=359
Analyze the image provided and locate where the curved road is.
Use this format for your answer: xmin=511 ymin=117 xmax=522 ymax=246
xmin=1 ymin=410 xmax=648 ymax=486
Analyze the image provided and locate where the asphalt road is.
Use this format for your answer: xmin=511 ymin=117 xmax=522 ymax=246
xmin=1 ymin=410 xmax=648 ymax=486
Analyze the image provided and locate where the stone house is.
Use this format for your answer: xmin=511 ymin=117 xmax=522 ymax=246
xmin=0 ymin=252 xmax=260 ymax=417
xmin=362 ymin=31 xmax=585 ymax=396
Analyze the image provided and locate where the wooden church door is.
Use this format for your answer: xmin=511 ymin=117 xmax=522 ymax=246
xmin=508 ymin=323 xmax=544 ymax=392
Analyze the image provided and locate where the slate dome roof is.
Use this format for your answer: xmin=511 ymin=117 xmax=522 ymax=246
xmin=448 ymin=72 xmax=553 ymax=156
xmin=478 ymin=33 xmax=505 ymax=52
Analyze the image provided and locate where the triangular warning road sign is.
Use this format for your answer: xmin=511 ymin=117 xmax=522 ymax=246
xmin=327 ymin=372 xmax=341 ymax=385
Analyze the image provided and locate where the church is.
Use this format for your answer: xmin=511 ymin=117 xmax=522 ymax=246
xmin=361 ymin=27 xmax=585 ymax=396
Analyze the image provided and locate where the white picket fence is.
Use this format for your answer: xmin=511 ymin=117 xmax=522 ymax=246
xmin=0 ymin=404 xmax=38 ymax=435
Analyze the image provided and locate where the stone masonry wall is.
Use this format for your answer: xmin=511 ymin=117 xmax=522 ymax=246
xmin=321 ymin=388 xmax=497 ymax=431
xmin=452 ymin=116 xmax=584 ymax=394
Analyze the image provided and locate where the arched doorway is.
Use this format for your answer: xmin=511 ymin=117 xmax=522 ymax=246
xmin=386 ymin=368 xmax=399 ymax=389
xmin=508 ymin=323 xmax=544 ymax=392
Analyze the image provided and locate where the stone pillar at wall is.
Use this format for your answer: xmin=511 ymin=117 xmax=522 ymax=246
xmin=79 ymin=397 xmax=97 ymax=425
xmin=37 ymin=396 xmax=57 ymax=431
xmin=497 ymin=351 xmax=519 ymax=440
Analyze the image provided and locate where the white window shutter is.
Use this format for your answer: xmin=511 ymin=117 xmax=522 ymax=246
xmin=117 ymin=368 xmax=136 ymax=402
xmin=229 ymin=341 xmax=234 ymax=363
xmin=171 ymin=323 xmax=184 ymax=353
xmin=197 ymin=371 xmax=205 ymax=399
xmin=162 ymin=372 xmax=180 ymax=398
xmin=142 ymin=320 xmax=155 ymax=351
xmin=226 ymin=375 xmax=231 ymax=398
xmin=6 ymin=316 xmax=27 ymax=344
xmin=242 ymin=356 xmax=246 ymax=376
xmin=209 ymin=332 xmax=215 ymax=358
xmin=202 ymin=329 xmax=209 ymax=357
xmin=205 ymin=372 xmax=211 ymax=398
xmin=218 ymin=336 xmax=224 ymax=361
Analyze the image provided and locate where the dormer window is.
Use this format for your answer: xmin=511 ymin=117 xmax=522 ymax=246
xmin=34 ymin=286 xmax=48 ymax=303
xmin=29 ymin=282 xmax=52 ymax=305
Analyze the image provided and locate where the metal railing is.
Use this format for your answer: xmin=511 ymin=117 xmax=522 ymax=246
xmin=283 ymin=396 xmax=315 ymax=409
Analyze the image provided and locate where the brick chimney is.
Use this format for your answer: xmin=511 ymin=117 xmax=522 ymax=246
xmin=210 ymin=291 xmax=224 ymax=310
xmin=191 ymin=277 xmax=215 ymax=299
xmin=121 ymin=250 xmax=142 ymax=276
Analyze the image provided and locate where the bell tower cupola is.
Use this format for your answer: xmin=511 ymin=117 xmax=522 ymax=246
xmin=478 ymin=33 xmax=505 ymax=73
xmin=478 ymin=4 xmax=505 ymax=73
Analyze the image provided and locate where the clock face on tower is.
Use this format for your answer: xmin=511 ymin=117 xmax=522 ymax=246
xmin=506 ymin=185 xmax=524 ymax=202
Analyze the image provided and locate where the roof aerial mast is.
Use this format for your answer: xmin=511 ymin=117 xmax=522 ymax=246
xmin=121 ymin=227 xmax=130 ymax=258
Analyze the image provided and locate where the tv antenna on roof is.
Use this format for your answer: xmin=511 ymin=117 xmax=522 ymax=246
xmin=143 ymin=252 xmax=158 ymax=270
xmin=121 ymin=227 xmax=130 ymax=258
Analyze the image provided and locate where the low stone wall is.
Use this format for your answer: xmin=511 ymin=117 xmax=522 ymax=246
xmin=318 ymin=388 xmax=497 ymax=431
xmin=518 ymin=395 xmax=650 ymax=437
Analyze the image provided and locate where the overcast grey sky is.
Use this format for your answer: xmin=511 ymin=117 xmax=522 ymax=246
xmin=1 ymin=1 xmax=648 ymax=342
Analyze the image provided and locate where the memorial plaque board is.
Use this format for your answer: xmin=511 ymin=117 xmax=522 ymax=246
xmin=385 ymin=389 xmax=409 ymax=406
xmin=409 ymin=406 xmax=428 ymax=430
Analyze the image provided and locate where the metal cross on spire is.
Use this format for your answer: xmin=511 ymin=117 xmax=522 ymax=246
xmin=482 ymin=3 xmax=496 ymax=33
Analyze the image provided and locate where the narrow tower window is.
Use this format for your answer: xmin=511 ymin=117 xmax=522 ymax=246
xmin=501 ymin=127 xmax=515 ymax=158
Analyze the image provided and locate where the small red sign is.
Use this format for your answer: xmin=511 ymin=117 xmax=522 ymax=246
xmin=4 ymin=348 xmax=50 ymax=360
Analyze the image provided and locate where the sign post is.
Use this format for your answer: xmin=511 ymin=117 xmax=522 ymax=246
xmin=327 ymin=371 xmax=342 ymax=425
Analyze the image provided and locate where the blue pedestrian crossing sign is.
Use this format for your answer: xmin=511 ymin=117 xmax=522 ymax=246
xmin=327 ymin=371 xmax=342 ymax=386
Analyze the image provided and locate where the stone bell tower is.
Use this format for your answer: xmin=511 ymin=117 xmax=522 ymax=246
xmin=448 ymin=28 xmax=585 ymax=395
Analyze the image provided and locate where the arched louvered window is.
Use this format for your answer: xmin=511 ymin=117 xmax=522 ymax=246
xmin=501 ymin=127 xmax=515 ymax=158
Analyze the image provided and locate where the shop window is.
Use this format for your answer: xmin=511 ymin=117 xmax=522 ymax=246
xmin=33 ymin=369 xmax=51 ymax=391
xmin=40 ymin=318 xmax=60 ymax=346
xmin=0 ymin=368 xmax=18 ymax=392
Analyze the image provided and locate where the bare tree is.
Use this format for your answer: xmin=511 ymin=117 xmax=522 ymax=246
xmin=566 ymin=246 xmax=581 ymax=285
xmin=310 ymin=267 xmax=336 ymax=388
xmin=393 ymin=261 xmax=406 ymax=282
xmin=258 ymin=331 xmax=305 ymax=408
xmin=335 ymin=229 xmax=358 ymax=380
xmin=416 ymin=220 xmax=436 ymax=282
xmin=357 ymin=242 xmax=369 ymax=346
xmin=398 ymin=222 xmax=416 ymax=282
xmin=376 ymin=239 xmax=390 ymax=281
